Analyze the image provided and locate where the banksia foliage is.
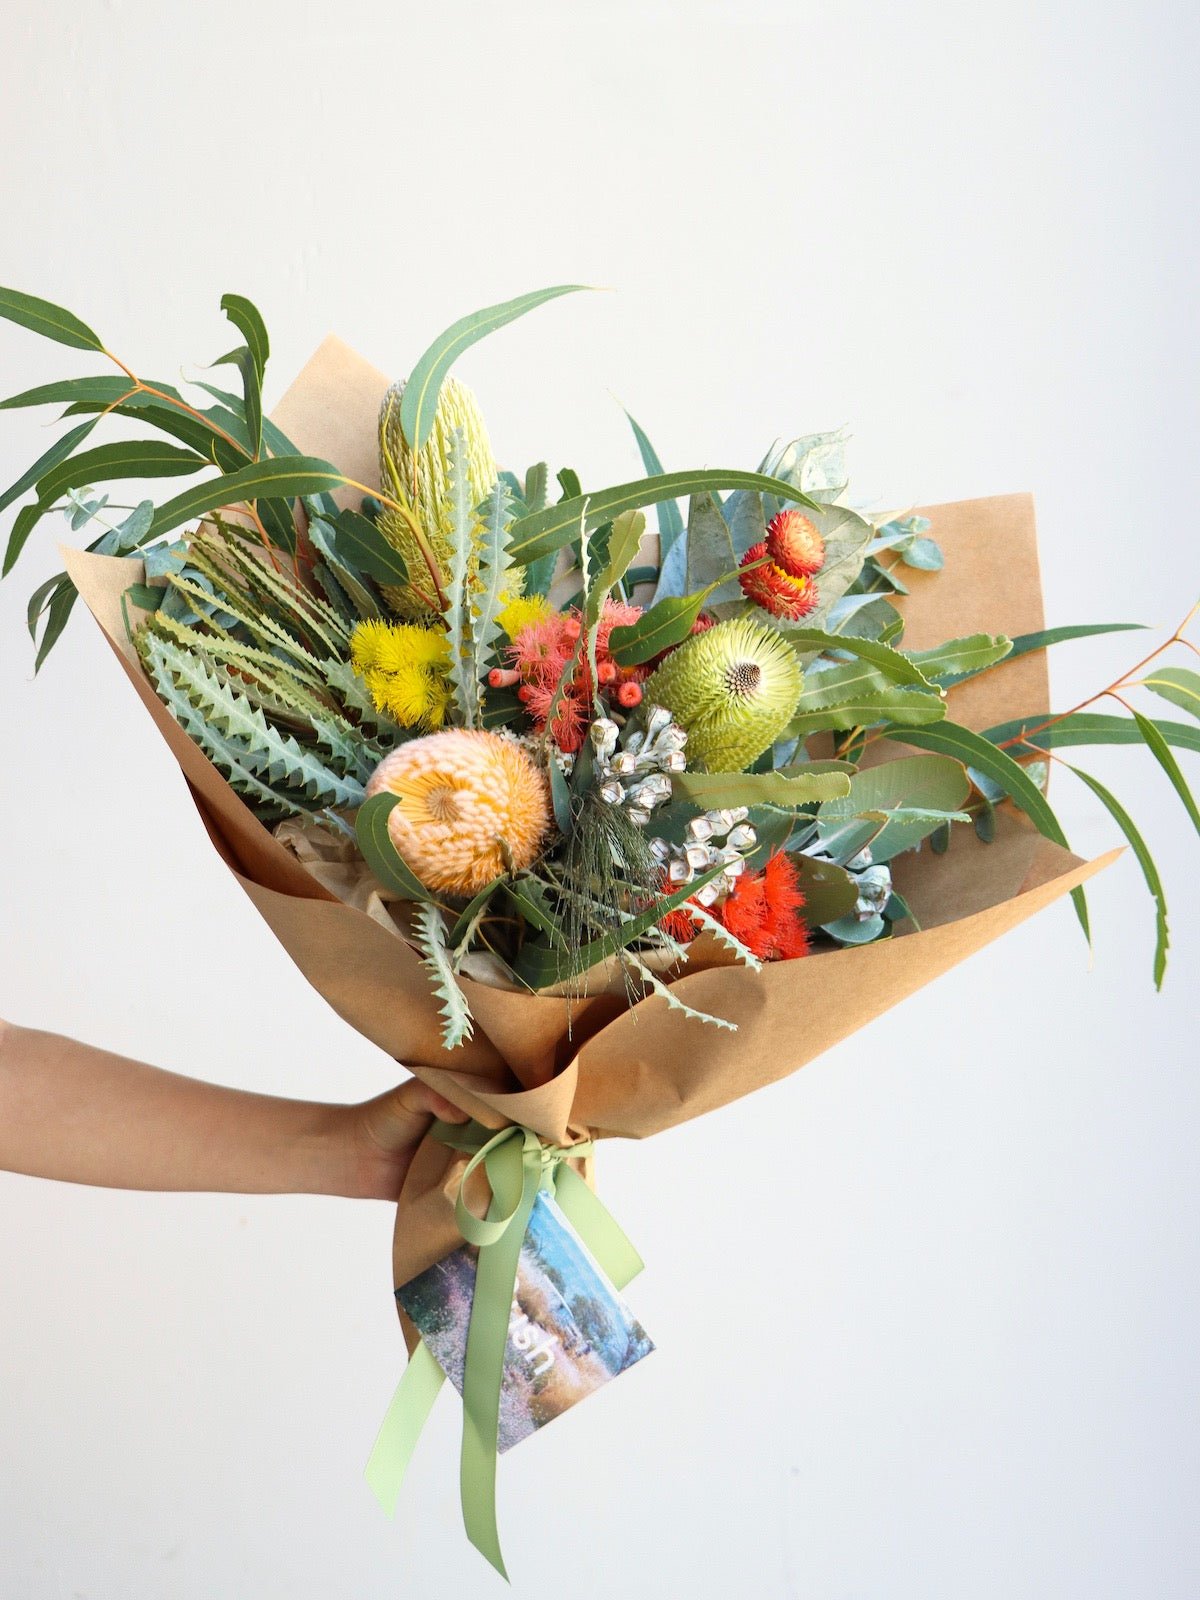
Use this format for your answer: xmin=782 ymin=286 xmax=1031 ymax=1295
xmin=739 ymin=509 xmax=826 ymax=621
xmin=365 ymin=729 xmax=550 ymax=895
xmin=377 ymin=376 xmax=517 ymax=618
xmin=644 ymin=616 xmax=803 ymax=771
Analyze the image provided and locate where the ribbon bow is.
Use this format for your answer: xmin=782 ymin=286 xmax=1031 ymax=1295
xmin=365 ymin=1119 xmax=643 ymax=1580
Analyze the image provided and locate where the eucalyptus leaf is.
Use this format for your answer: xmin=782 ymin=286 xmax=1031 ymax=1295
xmin=884 ymin=721 xmax=1090 ymax=941
xmin=0 ymin=286 xmax=103 ymax=352
xmin=985 ymin=711 xmax=1200 ymax=758
xmin=401 ymin=285 xmax=591 ymax=450
xmin=606 ymin=587 xmax=712 ymax=666
xmin=509 ymin=468 xmax=820 ymax=569
xmin=816 ymin=754 xmax=971 ymax=862
xmin=147 ymin=455 xmax=348 ymax=539
xmin=622 ymin=408 xmax=684 ymax=559
xmin=1143 ymin=666 xmax=1200 ymax=722
xmin=1067 ymin=764 xmax=1169 ymax=988
xmin=355 ymin=793 xmax=430 ymax=900
xmin=685 ymin=490 xmax=740 ymax=609
xmin=220 ymin=293 xmax=270 ymax=381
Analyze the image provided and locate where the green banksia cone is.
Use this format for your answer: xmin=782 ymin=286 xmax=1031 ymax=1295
xmin=377 ymin=377 xmax=508 ymax=618
xmin=644 ymin=617 xmax=803 ymax=771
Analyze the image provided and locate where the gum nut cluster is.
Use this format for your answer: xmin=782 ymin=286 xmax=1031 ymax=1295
xmin=738 ymin=509 xmax=826 ymax=620
xmin=590 ymin=710 xmax=682 ymax=827
xmin=644 ymin=615 xmax=804 ymax=772
xmin=365 ymin=729 xmax=550 ymax=896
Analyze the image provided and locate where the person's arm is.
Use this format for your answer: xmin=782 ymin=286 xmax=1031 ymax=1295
xmin=0 ymin=1019 xmax=464 ymax=1200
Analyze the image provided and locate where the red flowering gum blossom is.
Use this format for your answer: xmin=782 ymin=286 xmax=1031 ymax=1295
xmin=718 ymin=852 xmax=811 ymax=961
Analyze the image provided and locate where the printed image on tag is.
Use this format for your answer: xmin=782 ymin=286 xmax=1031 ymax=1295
xmin=396 ymin=1190 xmax=654 ymax=1451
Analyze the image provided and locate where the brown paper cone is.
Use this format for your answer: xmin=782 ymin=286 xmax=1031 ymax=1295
xmin=63 ymin=337 xmax=1116 ymax=1296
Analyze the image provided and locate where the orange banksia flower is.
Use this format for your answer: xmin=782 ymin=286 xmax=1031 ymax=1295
xmin=718 ymin=852 xmax=811 ymax=961
xmin=365 ymin=729 xmax=550 ymax=895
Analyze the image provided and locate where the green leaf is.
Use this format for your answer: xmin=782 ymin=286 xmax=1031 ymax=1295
xmin=447 ymin=878 xmax=504 ymax=952
xmin=816 ymin=754 xmax=971 ymax=862
xmin=790 ymin=854 xmax=861 ymax=926
xmin=786 ymin=659 xmax=946 ymax=736
xmin=4 ymin=501 xmax=50 ymax=579
xmin=548 ymin=755 xmax=574 ymax=834
xmin=672 ymin=766 xmax=852 ymax=809
xmin=147 ymin=455 xmax=348 ymax=538
xmin=784 ymin=626 xmax=935 ymax=686
xmin=215 ymin=344 xmax=262 ymax=460
xmin=1130 ymin=708 xmax=1200 ymax=838
xmin=220 ymin=294 xmax=270 ymax=381
xmin=985 ymin=711 xmax=1200 ymax=758
xmin=508 ymin=469 xmax=820 ymax=569
xmin=35 ymin=439 xmax=204 ymax=506
xmin=883 ymin=721 xmax=1090 ymax=941
xmin=587 ymin=508 xmax=644 ymax=620
xmin=606 ymin=588 xmax=712 ymax=666
xmin=0 ymin=376 xmax=146 ymax=411
xmin=1143 ymin=666 xmax=1200 ymax=722
xmin=622 ymin=407 xmax=684 ymax=557
xmin=0 ymin=286 xmax=103 ymax=351
xmin=685 ymin=491 xmax=739 ymax=609
xmin=905 ymin=633 xmax=1013 ymax=684
xmin=331 ymin=507 xmax=409 ymax=587
xmin=503 ymin=877 xmax=569 ymax=946
xmin=1006 ymin=622 xmax=1147 ymax=661
xmin=512 ymin=863 xmax=724 ymax=990
xmin=33 ymin=581 xmax=78 ymax=671
xmin=774 ymin=503 xmax=874 ymax=633
xmin=401 ymin=285 xmax=591 ymax=450
xmin=1067 ymin=764 xmax=1169 ymax=988
xmin=355 ymin=794 xmax=430 ymax=900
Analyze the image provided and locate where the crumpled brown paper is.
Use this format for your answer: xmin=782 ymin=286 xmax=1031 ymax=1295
xmin=61 ymin=336 xmax=1117 ymax=1314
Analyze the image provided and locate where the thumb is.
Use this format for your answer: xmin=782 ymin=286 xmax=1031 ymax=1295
xmin=362 ymin=1078 xmax=470 ymax=1156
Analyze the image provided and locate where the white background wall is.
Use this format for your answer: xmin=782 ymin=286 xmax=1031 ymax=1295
xmin=1 ymin=2 xmax=1197 ymax=1595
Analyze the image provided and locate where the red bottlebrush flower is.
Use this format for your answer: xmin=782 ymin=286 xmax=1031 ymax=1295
xmin=718 ymin=851 xmax=810 ymax=961
xmin=766 ymin=509 xmax=825 ymax=578
xmin=738 ymin=540 xmax=820 ymax=621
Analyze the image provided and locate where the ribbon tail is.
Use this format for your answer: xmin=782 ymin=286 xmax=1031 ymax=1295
xmin=554 ymin=1164 xmax=644 ymax=1290
xmin=458 ymin=1138 xmax=540 ymax=1581
xmin=364 ymin=1339 xmax=445 ymax=1517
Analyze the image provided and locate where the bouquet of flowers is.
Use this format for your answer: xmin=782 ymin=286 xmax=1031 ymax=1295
xmin=3 ymin=283 xmax=1196 ymax=1575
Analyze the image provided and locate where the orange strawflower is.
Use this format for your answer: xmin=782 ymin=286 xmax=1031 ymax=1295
xmin=766 ymin=509 xmax=824 ymax=577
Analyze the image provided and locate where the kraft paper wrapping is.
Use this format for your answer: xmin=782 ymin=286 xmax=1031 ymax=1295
xmin=62 ymin=337 xmax=1117 ymax=1310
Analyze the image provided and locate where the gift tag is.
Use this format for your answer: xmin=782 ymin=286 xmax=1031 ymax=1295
xmin=396 ymin=1189 xmax=654 ymax=1452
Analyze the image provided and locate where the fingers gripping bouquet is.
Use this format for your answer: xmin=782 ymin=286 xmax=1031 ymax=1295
xmin=3 ymin=284 xmax=1197 ymax=1575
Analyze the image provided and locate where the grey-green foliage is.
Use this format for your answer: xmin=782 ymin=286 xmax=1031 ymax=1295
xmin=133 ymin=526 xmax=391 ymax=821
xmin=413 ymin=901 xmax=475 ymax=1049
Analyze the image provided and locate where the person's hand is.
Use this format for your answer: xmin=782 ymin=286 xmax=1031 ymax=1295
xmin=344 ymin=1079 xmax=471 ymax=1201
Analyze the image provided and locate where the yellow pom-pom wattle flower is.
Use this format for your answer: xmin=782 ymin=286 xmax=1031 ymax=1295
xmin=350 ymin=620 xmax=453 ymax=731
xmin=496 ymin=593 xmax=554 ymax=640
xmin=365 ymin=729 xmax=551 ymax=896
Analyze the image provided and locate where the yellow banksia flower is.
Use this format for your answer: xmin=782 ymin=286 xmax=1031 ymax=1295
xmin=365 ymin=729 xmax=551 ymax=895
xmin=349 ymin=620 xmax=453 ymax=731
xmin=496 ymin=593 xmax=554 ymax=639
xmin=376 ymin=376 xmax=521 ymax=619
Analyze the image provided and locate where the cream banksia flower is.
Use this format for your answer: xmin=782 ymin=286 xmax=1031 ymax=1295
xmin=644 ymin=617 xmax=803 ymax=771
xmin=365 ymin=729 xmax=550 ymax=895
xmin=377 ymin=377 xmax=518 ymax=618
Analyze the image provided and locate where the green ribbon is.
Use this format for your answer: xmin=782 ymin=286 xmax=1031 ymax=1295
xmin=365 ymin=1119 xmax=643 ymax=1580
